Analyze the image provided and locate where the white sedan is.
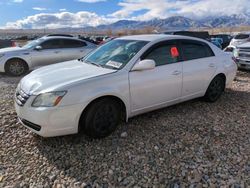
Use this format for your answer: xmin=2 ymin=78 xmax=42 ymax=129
xmin=15 ymin=35 xmax=237 ymax=138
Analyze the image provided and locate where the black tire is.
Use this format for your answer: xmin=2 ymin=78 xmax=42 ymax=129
xmin=5 ymin=59 xmax=28 ymax=76
xmin=81 ymin=98 xmax=121 ymax=138
xmin=204 ymin=76 xmax=225 ymax=102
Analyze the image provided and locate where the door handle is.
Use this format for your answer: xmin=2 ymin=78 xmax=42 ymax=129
xmin=54 ymin=51 xmax=60 ymax=54
xmin=209 ymin=63 xmax=215 ymax=67
xmin=172 ymin=70 xmax=181 ymax=75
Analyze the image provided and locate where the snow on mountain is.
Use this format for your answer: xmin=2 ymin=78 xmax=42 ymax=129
xmin=89 ymin=14 xmax=250 ymax=31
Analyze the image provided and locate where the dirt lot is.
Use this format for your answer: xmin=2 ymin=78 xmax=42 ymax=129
xmin=0 ymin=71 xmax=249 ymax=188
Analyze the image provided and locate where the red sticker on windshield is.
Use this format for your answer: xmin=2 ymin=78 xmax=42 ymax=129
xmin=171 ymin=47 xmax=179 ymax=57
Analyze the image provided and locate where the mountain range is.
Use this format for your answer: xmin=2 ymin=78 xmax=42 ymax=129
xmin=84 ymin=14 xmax=250 ymax=32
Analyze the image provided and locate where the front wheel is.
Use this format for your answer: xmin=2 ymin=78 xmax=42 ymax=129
xmin=81 ymin=99 xmax=121 ymax=138
xmin=204 ymin=76 xmax=225 ymax=102
xmin=5 ymin=59 xmax=28 ymax=76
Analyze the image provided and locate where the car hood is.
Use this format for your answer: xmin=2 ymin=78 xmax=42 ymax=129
xmin=230 ymin=39 xmax=248 ymax=46
xmin=19 ymin=60 xmax=116 ymax=95
xmin=0 ymin=47 xmax=25 ymax=53
xmin=237 ymin=42 xmax=250 ymax=48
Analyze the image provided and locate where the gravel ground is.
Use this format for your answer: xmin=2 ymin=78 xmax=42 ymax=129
xmin=0 ymin=71 xmax=250 ymax=188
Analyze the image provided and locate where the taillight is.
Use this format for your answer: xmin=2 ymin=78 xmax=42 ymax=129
xmin=232 ymin=56 xmax=238 ymax=63
xmin=11 ymin=41 xmax=16 ymax=47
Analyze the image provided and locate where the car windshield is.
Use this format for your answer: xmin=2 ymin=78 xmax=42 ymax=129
xmin=22 ymin=39 xmax=44 ymax=49
xmin=234 ymin=34 xmax=249 ymax=40
xmin=82 ymin=39 xmax=148 ymax=70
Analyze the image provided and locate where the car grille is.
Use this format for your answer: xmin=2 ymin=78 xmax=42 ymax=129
xmin=19 ymin=118 xmax=41 ymax=131
xmin=15 ymin=89 xmax=30 ymax=106
xmin=239 ymin=53 xmax=250 ymax=58
xmin=238 ymin=47 xmax=250 ymax=52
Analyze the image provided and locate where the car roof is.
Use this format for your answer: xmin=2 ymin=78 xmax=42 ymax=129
xmin=42 ymin=36 xmax=81 ymax=40
xmin=118 ymin=34 xmax=208 ymax=42
xmin=235 ymin=33 xmax=250 ymax=35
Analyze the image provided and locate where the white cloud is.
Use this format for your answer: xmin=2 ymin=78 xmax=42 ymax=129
xmin=33 ymin=7 xmax=47 ymax=11
xmin=77 ymin=0 xmax=106 ymax=3
xmin=2 ymin=0 xmax=250 ymax=29
xmin=59 ymin=8 xmax=67 ymax=12
xmin=13 ymin=0 xmax=23 ymax=2
xmin=111 ymin=0 xmax=250 ymax=20
xmin=4 ymin=11 xmax=115 ymax=29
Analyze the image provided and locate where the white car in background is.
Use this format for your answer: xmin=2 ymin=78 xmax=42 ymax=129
xmin=233 ymin=42 xmax=250 ymax=70
xmin=0 ymin=35 xmax=96 ymax=76
xmin=15 ymin=35 xmax=237 ymax=138
xmin=230 ymin=33 xmax=250 ymax=47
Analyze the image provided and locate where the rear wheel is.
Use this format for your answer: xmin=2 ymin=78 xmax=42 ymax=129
xmin=204 ymin=76 xmax=225 ymax=102
xmin=81 ymin=98 xmax=121 ymax=138
xmin=5 ymin=59 xmax=28 ymax=76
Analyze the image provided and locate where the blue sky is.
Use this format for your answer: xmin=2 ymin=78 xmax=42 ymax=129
xmin=0 ymin=0 xmax=119 ymax=25
xmin=0 ymin=0 xmax=249 ymax=29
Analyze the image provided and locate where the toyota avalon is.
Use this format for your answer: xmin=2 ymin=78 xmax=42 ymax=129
xmin=15 ymin=35 xmax=237 ymax=138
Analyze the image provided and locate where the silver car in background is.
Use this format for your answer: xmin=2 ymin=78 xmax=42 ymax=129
xmin=0 ymin=36 xmax=97 ymax=76
xmin=234 ymin=42 xmax=250 ymax=70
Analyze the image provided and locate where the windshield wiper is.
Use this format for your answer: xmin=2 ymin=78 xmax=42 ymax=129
xmin=82 ymin=59 xmax=103 ymax=68
xmin=79 ymin=59 xmax=118 ymax=70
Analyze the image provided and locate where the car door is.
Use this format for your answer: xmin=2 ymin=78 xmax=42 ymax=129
xmin=31 ymin=39 xmax=63 ymax=67
xmin=59 ymin=39 xmax=92 ymax=62
xmin=179 ymin=40 xmax=217 ymax=99
xmin=129 ymin=40 xmax=183 ymax=113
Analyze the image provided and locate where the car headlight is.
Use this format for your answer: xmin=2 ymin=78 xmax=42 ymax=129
xmin=0 ymin=54 xmax=5 ymax=59
xmin=32 ymin=91 xmax=67 ymax=107
xmin=16 ymin=83 xmax=21 ymax=91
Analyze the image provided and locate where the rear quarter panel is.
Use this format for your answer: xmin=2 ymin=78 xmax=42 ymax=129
xmin=210 ymin=45 xmax=237 ymax=87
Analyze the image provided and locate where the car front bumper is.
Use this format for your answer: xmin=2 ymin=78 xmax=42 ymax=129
xmin=237 ymin=59 xmax=250 ymax=70
xmin=0 ymin=59 xmax=5 ymax=72
xmin=15 ymin=96 xmax=85 ymax=137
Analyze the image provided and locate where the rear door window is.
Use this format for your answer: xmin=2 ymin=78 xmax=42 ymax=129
xmin=180 ymin=40 xmax=214 ymax=61
xmin=62 ymin=39 xmax=87 ymax=48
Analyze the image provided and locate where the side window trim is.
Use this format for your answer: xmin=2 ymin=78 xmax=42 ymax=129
xmin=141 ymin=40 xmax=182 ymax=67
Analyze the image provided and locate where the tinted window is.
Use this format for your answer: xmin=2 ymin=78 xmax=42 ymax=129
xmin=62 ymin=39 xmax=86 ymax=48
xmin=142 ymin=43 xmax=180 ymax=66
xmin=181 ymin=41 xmax=214 ymax=61
xmin=41 ymin=39 xmax=61 ymax=49
xmin=234 ymin=34 xmax=249 ymax=40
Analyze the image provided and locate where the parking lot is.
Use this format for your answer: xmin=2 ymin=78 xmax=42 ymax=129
xmin=0 ymin=71 xmax=249 ymax=187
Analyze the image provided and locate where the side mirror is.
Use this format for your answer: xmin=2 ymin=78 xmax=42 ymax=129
xmin=132 ymin=59 xmax=156 ymax=71
xmin=34 ymin=46 xmax=42 ymax=51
